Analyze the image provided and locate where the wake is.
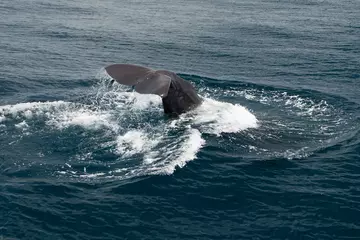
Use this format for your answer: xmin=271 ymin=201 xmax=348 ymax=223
xmin=0 ymin=72 xmax=258 ymax=180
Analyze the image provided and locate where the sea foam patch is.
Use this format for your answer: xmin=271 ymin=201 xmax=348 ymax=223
xmin=235 ymin=89 xmax=332 ymax=118
xmin=14 ymin=120 xmax=29 ymax=130
xmin=0 ymin=101 xmax=119 ymax=132
xmin=115 ymin=130 xmax=161 ymax=157
xmin=0 ymin=101 xmax=68 ymax=119
xmin=46 ymin=108 xmax=118 ymax=132
xmin=197 ymin=97 xmax=258 ymax=134
xmin=156 ymin=128 xmax=205 ymax=175
xmin=176 ymin=97 xmax=258 ymax=136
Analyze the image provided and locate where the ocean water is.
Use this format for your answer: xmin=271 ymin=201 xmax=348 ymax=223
xmin=1 ymin=0 xmax=359 ymax=239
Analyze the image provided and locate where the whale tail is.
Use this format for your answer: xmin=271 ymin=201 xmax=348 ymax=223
xmin=105 ymin=64 xmax=202 ymax=116
xmin=105 ymin=64 xmax=171 ymax=97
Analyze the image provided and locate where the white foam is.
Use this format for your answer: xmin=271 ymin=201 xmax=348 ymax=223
xmin=236 ymin=90 xmax=331 ymax=117
xmin=143 ymin=151 xmax=161 ymax=165
xmin=159 ymin=128 xmax=205 ymax=175
xmin=0 ymin=101 xmax=120 ymax=132
xmin=23 ymin=110 xmax=33 ymax=119
xmin=136 ymin=97 xmax=258 ymax=175
xmin=47 ymin=109 xmax=117 ymax=131
xmin=95 ymin=90 xmax=162 ymax=113
xmin=115 ymin=130 xmax=160 ymax=157
xmin=281 ymin=147 xmax=310 ymax=160
xmin=0 ymin=116 xmax=5 ymax=123
xmin=131 ymin=92 xmax=162 ymax=110
xmin=190 ymin=97 xmax=258 ymax=135
xmin=14 ymin=120 xmax=29 ymax=130
xmin=79 ymin=173 xmax=106 ymax=178
xmin=0 ymin=101 xmax=67 ymax=118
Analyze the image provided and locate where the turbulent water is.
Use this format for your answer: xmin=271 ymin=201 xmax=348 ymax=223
xmin=1 ymin=0 xmax=360 ymax=239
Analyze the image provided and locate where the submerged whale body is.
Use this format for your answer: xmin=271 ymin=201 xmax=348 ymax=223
xmin=105 ymin=64 xmax=203 ymax=116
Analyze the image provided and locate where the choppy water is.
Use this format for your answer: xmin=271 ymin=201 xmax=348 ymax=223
xmin=1 ymin=0 xmax=360 ymax=239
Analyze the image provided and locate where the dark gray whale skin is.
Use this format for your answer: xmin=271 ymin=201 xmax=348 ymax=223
xmin=105 ymin=64 xmax=203 ymax=116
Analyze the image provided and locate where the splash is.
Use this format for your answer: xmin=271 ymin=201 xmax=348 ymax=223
xmin=190 ymin=97 xmax=258 ymax=135
xmin=0 ymin=73 xmax=259 ymax=180
xmin=46 ymin=107 xmax=117 ymax=131
xmin=115 ymin=130 xmax=161 ymax=157
xmin=0 ymin=101 xmax=119 ymax=132
xmin=155 ymin=128 xmax=205 ymax=175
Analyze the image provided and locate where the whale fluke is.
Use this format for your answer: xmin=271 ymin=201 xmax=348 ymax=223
xmin=105 ymin=64 xmax=152 ymax=86
xmin=105 ymin=64 xmax=203 ymax=116
xmin=134 ymin=72 xmax=171 ymax=97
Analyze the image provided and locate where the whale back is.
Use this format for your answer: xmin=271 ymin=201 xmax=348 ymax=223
xmin=158 ymin=70 xmax=202 ymax=116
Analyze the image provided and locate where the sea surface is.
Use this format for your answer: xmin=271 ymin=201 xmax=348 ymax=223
xmin=1 ymin=0 xmax=360 ymax=239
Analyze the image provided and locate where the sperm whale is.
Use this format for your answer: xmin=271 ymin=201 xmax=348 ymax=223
xmin=105 ymin=64 xmax=203 ymax=116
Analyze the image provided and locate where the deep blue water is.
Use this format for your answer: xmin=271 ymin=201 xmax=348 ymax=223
xmin=1 ymin=0 xmax=360 ymax=239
